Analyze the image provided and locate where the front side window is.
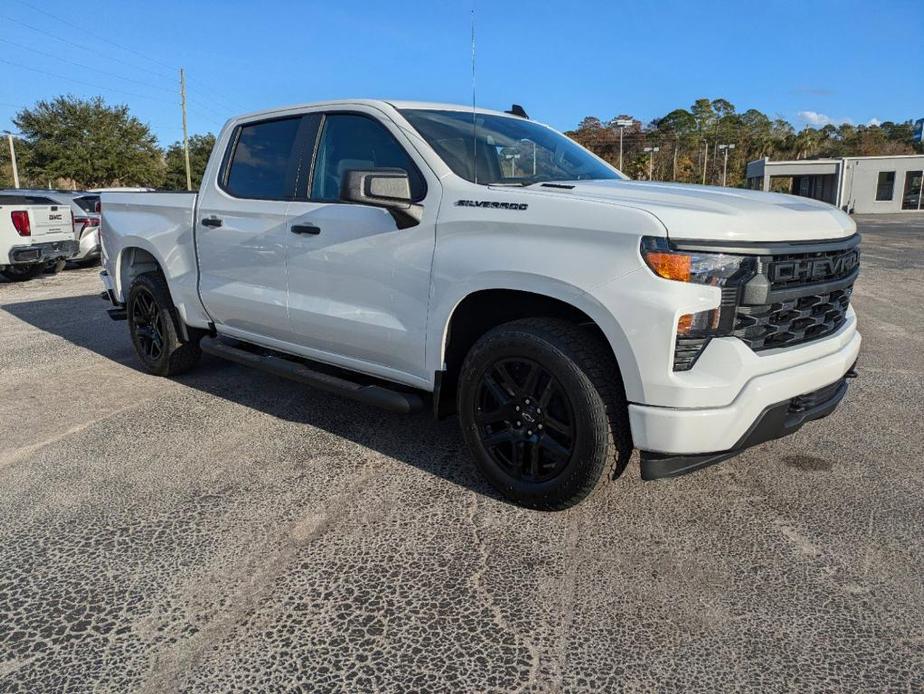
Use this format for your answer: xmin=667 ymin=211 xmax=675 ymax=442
xmin=401 ymin=109 xmax=623 ymax=186
xmin=310 ymin=114 xmax=425 ymax=202
xmin=224 ymin=117 xmax=301 ymax=199
xmin=875 ymin=171 xmax=895 ymax=201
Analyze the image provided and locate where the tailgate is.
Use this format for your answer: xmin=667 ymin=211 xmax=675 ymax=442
xmin=30 ymin=205 xmax=75 ymax=242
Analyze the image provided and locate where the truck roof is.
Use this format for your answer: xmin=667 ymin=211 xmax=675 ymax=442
xmin=232 ymin=99 xmax=520 ymax=123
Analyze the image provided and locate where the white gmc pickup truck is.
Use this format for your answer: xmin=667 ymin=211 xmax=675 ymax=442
xmin=1 ymin=193 xmax=78 ymax=281
xmin=100 ymin=100 xmax=860 ymax=509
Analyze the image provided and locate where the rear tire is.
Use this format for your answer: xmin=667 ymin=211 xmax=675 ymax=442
xmin=1 ymin=264 xmax=44 ymax=282
xmin=457 ymin=318 xmax=630 ymax=510
xmin=127 ymin=271 xmax=202 ymax=376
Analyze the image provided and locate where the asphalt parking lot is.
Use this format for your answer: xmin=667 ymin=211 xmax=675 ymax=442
xmin=1 ymin=215 xmax=922 ymax=692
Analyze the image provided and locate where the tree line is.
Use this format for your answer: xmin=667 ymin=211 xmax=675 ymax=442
xmin=566 ymin=98 xmax=922 ymax=187
xmin=0 ymin=96 xmax=215 ymax=190
xmin=1 ymin=95 xmax=920 ymax=191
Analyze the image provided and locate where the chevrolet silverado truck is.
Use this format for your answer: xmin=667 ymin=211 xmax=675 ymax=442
xmin=1 ymin=193 xmax=78 ymax=281
xmin=99 ymin=100 xmax=860 ymax=509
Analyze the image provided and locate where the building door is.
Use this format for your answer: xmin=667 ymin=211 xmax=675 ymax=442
xmin=902 ymin=171 xmax=923 ymax=211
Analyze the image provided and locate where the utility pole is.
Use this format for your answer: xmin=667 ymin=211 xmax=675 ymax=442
xmin=672 ymin=138 xmax=678 ymax=181
xmin=644 ymin=146 xmax=660 ymax=180
xmin=614 ymin=119 xmax=633 ymax=172
xmin=4 ymin=131 xmax=20 ymax=188
xmin=180 ymin=68 xmax=192 ymax=191
xmin=701 ymin=140 xmax=709 ymax=185
xmin=718 ymin=143 xmax=736 ymax=187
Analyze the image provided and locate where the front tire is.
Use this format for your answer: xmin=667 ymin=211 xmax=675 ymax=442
xmin=458 ymin=318 xmax=630 ymax=510
xmin=127 ymin=272 xmax=202 ymax=376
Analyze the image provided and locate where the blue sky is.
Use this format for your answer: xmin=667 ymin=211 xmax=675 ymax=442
xmin=1 ymin=0 xmax=921 ymax=145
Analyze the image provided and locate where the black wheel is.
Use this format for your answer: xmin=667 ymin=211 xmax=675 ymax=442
xmin=458 ymin=318 xmax=630 ymax=510
xmin=1 ymin=264 xmax=44 ymax=282
xmin=127 ymin=271 xmax=202 ymax=376
xmin=45 ymin=259 xmax=67 ymax=274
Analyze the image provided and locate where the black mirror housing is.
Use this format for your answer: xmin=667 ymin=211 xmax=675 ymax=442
xmin=341 ymin=169 xmax=422 ymax=228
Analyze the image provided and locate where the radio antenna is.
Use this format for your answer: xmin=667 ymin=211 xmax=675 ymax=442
xmin=471 ymin=2 xmax=478 ymax=184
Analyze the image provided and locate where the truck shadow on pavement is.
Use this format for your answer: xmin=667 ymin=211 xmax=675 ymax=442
xmin=3 ymin=292 xmax=633 ymax=505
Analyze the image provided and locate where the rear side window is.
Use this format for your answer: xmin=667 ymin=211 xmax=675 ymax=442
xmin=0 ymin=195 xmax=57 ymax=205
xmin=310 ymin=114 xmax=425 ymax=202
xmin=74 ymin=195 xmax=100 ymax=213
xmin=224 ymin=117 xmax=301 ymax=199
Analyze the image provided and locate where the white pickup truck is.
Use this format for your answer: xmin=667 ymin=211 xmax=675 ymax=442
xmin=1 ymin=193 xmax=78 ymax=281
xmin=100 ymin=100 xmax=860 ymax=509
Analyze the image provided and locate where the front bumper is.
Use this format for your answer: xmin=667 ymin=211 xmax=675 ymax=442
xmin=629 ymin=323 xmax=860 ymax=458
xmin=7 ymin=240 xmax=79 ymax=265
xmin=639 ymin=372 xmax=854 ymax=479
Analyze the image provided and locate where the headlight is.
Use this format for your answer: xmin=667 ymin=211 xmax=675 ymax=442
xmin=640 ymin=237 xmax=747 ymax=286
xmin=640 ymin=237 xmax=756 ymax=371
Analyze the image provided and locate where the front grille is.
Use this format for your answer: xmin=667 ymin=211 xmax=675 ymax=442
xmin=733 ymin=239 xmax=858 ymax=352
xmin=734 ymin=285 xmax=852 ymax=350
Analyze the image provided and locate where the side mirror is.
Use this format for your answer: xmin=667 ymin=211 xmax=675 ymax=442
xmin=341 ymin=168 xmax=422 ymax=228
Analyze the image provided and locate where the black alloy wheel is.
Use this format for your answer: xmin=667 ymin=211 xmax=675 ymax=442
xmin=130 ymin=286 xmax=167 ymax=361
xmin=126 ymin=271 xmax=202 ymax=377
xmin=474 ymin=358 xmax=576 ymax=483
xmin=458 ymin=318 xmax=630 ymax=510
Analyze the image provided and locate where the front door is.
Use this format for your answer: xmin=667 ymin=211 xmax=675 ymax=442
xmin=284 ymin=110 xmax=439 ymax=385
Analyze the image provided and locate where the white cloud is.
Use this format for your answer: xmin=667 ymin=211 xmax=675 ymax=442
xmin=797 ymin=111 xmax=854 ymax=127
xmin=867 ymin=117 xmax=882 ymax=126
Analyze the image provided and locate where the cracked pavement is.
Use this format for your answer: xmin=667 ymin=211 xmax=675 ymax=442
xmin=1 ymin=215 xmax=922 ymax=691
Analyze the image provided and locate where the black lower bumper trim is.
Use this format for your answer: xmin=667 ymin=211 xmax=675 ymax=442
xmin=640 ymin=374 xmax=851 ymax=481
xmin=8 ymin=240 xmax=79 ymax=265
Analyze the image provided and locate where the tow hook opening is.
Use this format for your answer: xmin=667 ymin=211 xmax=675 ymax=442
xmin=845 ymin=360 xmax=859 ymax=379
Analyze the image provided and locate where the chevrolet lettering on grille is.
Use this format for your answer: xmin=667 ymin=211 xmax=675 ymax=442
xmin=768 ymin=250 xmax=859 ymax=283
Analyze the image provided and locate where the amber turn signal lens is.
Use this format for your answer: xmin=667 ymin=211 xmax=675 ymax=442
xmin=676 ymin=310 xmax=720 ymax=336
xmin=643 ymin=251 xmax=691 ymax=282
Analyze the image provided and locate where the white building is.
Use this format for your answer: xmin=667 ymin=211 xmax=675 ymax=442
xmin=746 ymin=155 xmax=924 ymax=214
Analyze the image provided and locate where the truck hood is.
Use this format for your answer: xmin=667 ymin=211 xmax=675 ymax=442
xmin=533 ymin=180 xmax=855 ymax=243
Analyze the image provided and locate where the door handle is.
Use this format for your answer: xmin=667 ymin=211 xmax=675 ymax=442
xmin=290 ymin=224 xmax=321 ymax=235
xmin=201 ymin=216 xmax=223 ymax=228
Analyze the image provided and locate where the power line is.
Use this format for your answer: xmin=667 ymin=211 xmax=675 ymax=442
xmin=0 ymin=37 xmax=175 ymax=94
xmin=3 ymin=7 xmax=245 ymax=124
xmin=10 ymin=0 xmax=177 ymax=78
xmin=0 ymin=57 xmax=180 ymax=106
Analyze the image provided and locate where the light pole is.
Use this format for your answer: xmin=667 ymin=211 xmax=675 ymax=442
xmin=3 ymin=131 xmax=20 ymax=188
xmin=614 ymin=119 xmax=633 ymax=172
xmin=718 ymin=143 xmax=736 ymax=187
xmin=643 ymin=146 xmax=660 ymax=180
xmin=701 ymin=140 xmax=709 ymax=185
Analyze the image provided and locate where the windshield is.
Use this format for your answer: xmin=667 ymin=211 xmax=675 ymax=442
xmin=400 ymin=109 xmax=623 ymax=186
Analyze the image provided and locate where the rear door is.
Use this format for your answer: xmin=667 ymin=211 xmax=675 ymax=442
xmin=196 ymin=115 xmax=312 ymax=342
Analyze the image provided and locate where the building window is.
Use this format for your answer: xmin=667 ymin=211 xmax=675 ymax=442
xmin=903 ymin=171 xmax=923 ymax=210
xmin=875 ymin=171 xmax=896 ymax=201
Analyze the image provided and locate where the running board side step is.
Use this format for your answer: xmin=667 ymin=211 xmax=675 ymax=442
xmin=199 ymin=338 xmax=424 ymax=414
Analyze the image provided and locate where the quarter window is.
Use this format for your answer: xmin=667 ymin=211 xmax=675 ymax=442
xmin=875 ymin=171 xmax=895 ymax=201
xmin=310 ymin=114 xmax=425 ymax=202
xmin=224 ymin=117 xmax=301 ymax=199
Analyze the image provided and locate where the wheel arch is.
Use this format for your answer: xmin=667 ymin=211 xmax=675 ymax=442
xmin=117 ymin=245 xmax=163 ymax=301
xmin=432 ymin=282 xmax=640 ymax=418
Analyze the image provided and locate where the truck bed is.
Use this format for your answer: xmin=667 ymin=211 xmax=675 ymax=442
xmin=100 ymin=191 xmax=204 ymax=327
